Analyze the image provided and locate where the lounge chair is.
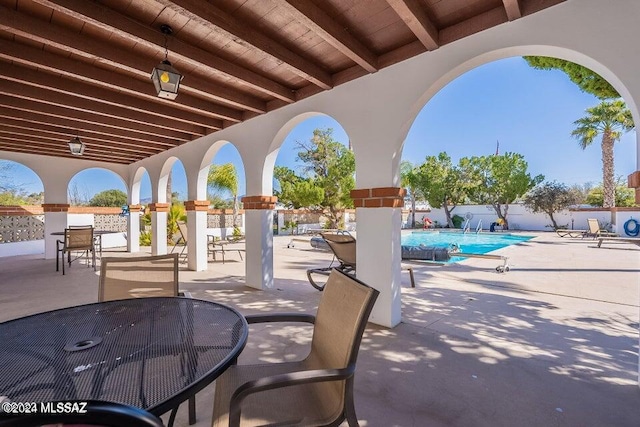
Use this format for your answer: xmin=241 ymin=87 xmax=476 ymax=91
xmin=596 ymin=236 xmax=640 ymax=248
xmin=586 ymin=218 xmax=618 ymax=239
xmin=208 ymin=236 xmax=246 ymax=263
xmin=169 ymin=220 xmax=188 ymax=262
xmin=211 ymin=268 xmax=379 ymax=427
xmin=555 ymin=228 xmax=587 ymax=238
xmin=307 ymin=232 xmax=416 ymax=289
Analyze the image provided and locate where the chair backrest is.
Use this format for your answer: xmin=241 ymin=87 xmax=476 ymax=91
xmin=0 ymin=400 xmax=164 ymax=427
xmin=64 ymin=226 xmax=94 ymax=250
xmin=99 ymin=253 xmax=179 ymax=302
xmin=587 ymin=218 xmax=601 ymax=233
xmin=306 ymin=268 xmax=379 ymax=416
xmin=321 ymin=232 xmax=357 ymax=267
xmin=177 ymin=221 xmax=188 ymax=243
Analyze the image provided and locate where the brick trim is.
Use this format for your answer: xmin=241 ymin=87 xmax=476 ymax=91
xmin=184 ymin=200 xmax=210 ymax=211
xmin=350 ymin=187 xmax=406 ymax=208
xmin=42 ymin=203 xmax=70 ymax=213
xmin=241 ymin=195 xmax=277 ymax=210
xmin=128 ymin=204 xmax=142 ymax=211
xmin=148 ymin=203 xmax=170 ymax=212
xmin=628 ymin=171 xmax=640 ymax=204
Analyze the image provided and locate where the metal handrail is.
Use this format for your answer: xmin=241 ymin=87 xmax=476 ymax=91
xmin=475 ymin=220 xmax=483 ymax=234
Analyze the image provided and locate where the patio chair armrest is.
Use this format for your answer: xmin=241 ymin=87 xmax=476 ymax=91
xmin=244 ymin=313 xmax=315 ymax=325
xmin=228 ymin=365 xmax=355 ymax=427
xmin=178 ymin=291 xmax=192 ymax=298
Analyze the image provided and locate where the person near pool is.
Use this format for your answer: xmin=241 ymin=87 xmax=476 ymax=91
xmin=490 ymin=218 xmax=504 ymax=232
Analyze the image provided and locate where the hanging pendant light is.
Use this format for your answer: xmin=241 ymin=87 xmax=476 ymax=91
xmin=151 ymin=24 xmax=183 ymax=100
xmin=68 ymin=136 xmax=85 ymax=156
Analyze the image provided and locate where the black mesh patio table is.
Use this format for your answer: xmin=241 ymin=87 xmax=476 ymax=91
xmin=0 ymin=297 xmax=248 ymax=424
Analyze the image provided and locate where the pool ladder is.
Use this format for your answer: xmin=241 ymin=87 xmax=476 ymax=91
xmin=463 ymin=219 xmax=483 ymax=234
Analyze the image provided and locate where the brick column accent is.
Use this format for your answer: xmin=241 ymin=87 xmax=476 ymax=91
xmin=628 ymin=171 xmax=640 ymax=204
xmin=148 ymin=203 xmax=170 ymax=212
xmin=350 ymin=187 xmax=406 ymax=208
xmin=128 ymin=204 xmax=142 ymax=211
xmin=241 ymin=195 xmax=277 ymax=210
xmin=42 ymin=203 xmax=70 ymax=212
xmin=184 ymin=200 xmax=210 ymax=211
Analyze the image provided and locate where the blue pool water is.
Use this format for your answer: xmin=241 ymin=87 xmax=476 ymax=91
xmin=402 ymin=231 xmax=533 ymax=262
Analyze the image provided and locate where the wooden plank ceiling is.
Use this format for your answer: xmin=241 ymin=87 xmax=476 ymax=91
xmin=0 ymin=0 xmax=565 ymax=164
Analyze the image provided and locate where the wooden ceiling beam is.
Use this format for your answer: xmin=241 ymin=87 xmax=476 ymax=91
xmin=0 ymin=39 xmax=263 ymax=117
xmin=0 ymin=63 xmax=228 ymax=127
xmin=0 ymin=96 xmax=190 ymax=142
xmin=0 ymin=138 xmax=139 ymax=163
xmin=0 ymin=145 xmax=131 ymax=164
xmin=503 ymin=0 xmax=523 ymax=21
xmin=386 ymin=0 xmax=439 ymax=50
xmin=27 ymin=0 xmax=296 ymax=103
xmin=276 ymin=0 xmax=378 ymax=73
xmin=156 ymin=0 xmax=332 ymax=90
xmin=0 ymin=108 xmax=184 ymax=149
xmin=0 ymin=126 xmax=161 ymax=155
xmin=0 ymin=7 xmax=271 ymax=111
xmin=2 ymin=67 xmax=226 ymax=129
xmin=0 ymin=77 xmax=209 ymax=136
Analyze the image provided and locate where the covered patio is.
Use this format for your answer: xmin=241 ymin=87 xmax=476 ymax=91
xmin=1 ymin=0 xmax=640 ymax=424
xmin=1 ymin=233 xmax=638 ymax=426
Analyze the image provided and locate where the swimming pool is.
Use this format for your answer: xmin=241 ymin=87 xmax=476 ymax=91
xmin=402 ymin=231 xmax=533 ymax=262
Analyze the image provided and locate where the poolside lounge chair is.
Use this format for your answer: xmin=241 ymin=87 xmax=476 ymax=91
xmin=586 ymin=218 xmax=618 ymax=239
xmin=211 ymin=268 xmax=379 ymax=427
xmin=170 ymin=220 xmax=188 ymax=262
xmin=208 ymin=236 xmax=246 ymax=263
xmin=596 ymin=236 xmax=640 ymax=248
xmin=555 ymin=228 xmax=587 ymax=238
xmin=306 ymin=232 xmax=416 ymax=290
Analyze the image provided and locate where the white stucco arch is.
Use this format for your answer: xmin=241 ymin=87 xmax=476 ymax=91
xmin=0 ymin=158 xmax=44 ymax=194
xmin=264 ymin=111 xmax=349 ymax=196
xmin=129 ymin=166 xmax=149 ymax=205
xmin=396 ymin=45 xmax=639 ymax=184
xmin=153 ymin=156 xmax=187 ymax=204
xmin=67 ymin=167 xmax=128 ymax=203
xmin=198 ymin=140 xmax=246 ymax=201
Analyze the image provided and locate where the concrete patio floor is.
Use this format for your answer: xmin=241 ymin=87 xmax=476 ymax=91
xmin=0 ymin=232 xmax=639 ymax=426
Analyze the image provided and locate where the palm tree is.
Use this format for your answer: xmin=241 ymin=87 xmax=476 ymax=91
xmin=207 ymin=163 xmax=239 ymax=229
xmin=400 ymin=160 xmax=420 ymax=228
xmin=571 ymin=100 xmax=634 ymax=208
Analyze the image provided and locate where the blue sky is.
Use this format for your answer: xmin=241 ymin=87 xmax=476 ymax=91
xmin=4 ymin=57 xmax=637 ymax=200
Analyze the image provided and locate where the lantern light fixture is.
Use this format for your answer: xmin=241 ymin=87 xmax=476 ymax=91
xmin=151 ymin=24 xmax=183 ymax=100
xmin=68 ymin=136 xmax=85 ymax=156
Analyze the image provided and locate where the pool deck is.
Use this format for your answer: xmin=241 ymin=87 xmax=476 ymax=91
xmin=0 ymin=231 xmax=639 ymax=426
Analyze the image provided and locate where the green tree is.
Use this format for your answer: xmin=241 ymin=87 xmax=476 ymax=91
xmin=414 ymin=152 xmax=470 ymax=228
xmin=400 ymin=160 xmax=423 ymax=228
xmin=273 ymin=166 xmax=324 ymax=209
xmin=585 ymin=178 xmax=636 ymax=207
xmin=208 ymin=163 xmax=239 ymax=226
xmin=465 ymin=153 xmax=544 ymax=229
xmin=88 ymin=189 xmax=127 ymax=207
xmin=295 ymin=128 xmax=355 ymax=228
xmin=523 ymin=181 xmax=582 ymax=229
xmin=523 ymin=56 xmax=619 ymax=99
xmin=571 ymin=100 xmax=634 ymax=208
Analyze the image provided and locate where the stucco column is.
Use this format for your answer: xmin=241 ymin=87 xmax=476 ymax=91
xmin=42 ymin=204 xmax=70 ymax=260
xmin=242 ymin=196 xmax=276 ymax=290
xmin=149 ymin=203 xmax=169 ymax=255
xmin=351 ymin=188 xmax=406 ymax=328
xmin=127 ymin=204 xmax=142 ymax=253
xmin=184 ymin=200 xmax=209 ymax=271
